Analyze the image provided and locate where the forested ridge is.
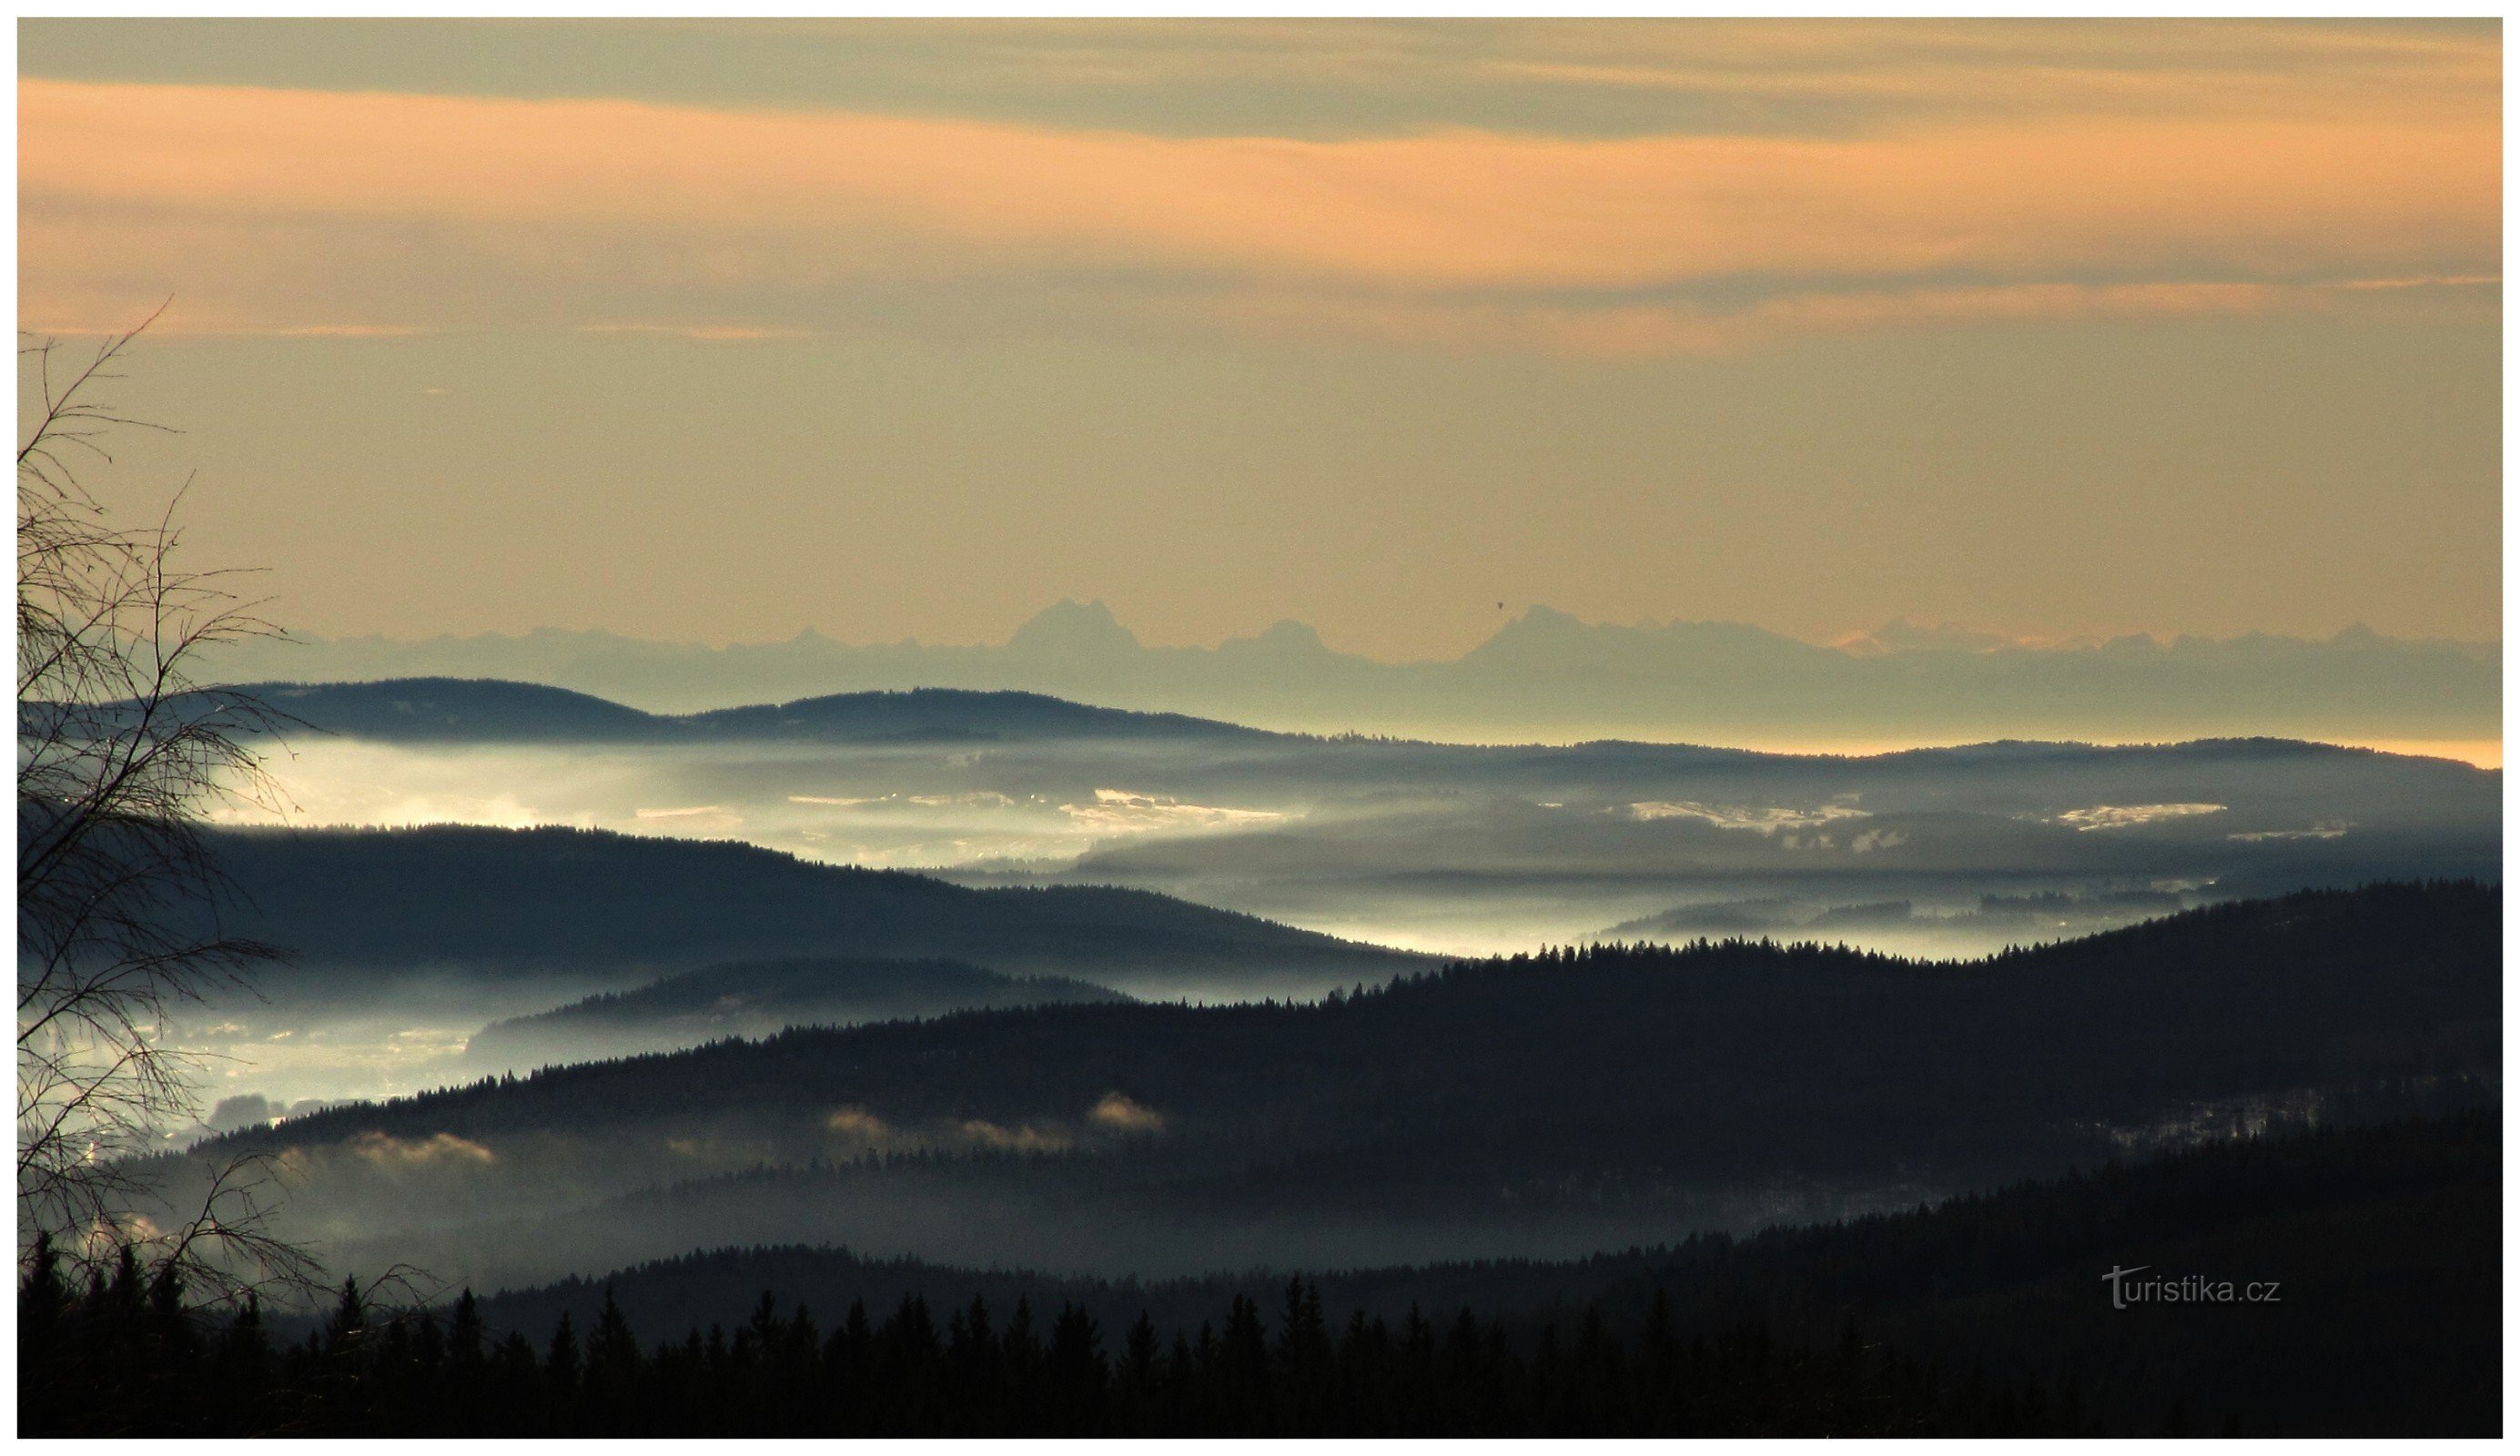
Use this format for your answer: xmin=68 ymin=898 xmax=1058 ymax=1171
xmin=184 ymin=679 xmax=1282 ymax=744
xmin=207 ymin=882 xmax=2497 ymax=1208
xmin=467 ymin=956 xmax=1131 ymax=1063
xmin=25 ymin=1111 xmax=2495 ymax=1436
xmin=201 ymin=822 xmax=1426 ymax=988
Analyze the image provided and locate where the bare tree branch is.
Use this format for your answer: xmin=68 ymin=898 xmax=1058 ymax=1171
xmin=17 ymin=309 xmax=318 ymax=1303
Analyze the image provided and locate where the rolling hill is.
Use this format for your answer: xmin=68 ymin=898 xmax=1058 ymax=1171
xmin=203 ymin=823 xmax=1428 ymax=999
xmin=231 ymin=880 xmax=2497 ymax=1168
xmin=218 ymin=678 xmax=1278 ymax=744
xmin=187 ymin=884 xmax=2497 ymax=1290
xmin=467 ymin=956 xmax=1133 ymax=1066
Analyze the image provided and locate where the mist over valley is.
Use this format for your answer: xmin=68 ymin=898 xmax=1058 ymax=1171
xmin=22 ymin=20 xmax=2502 ymax=1432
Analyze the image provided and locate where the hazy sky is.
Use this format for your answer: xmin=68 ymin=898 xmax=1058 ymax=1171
xmin=19 ymin=19 xmax=2501 ymax=659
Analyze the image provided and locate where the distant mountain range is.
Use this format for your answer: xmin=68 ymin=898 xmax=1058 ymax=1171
xmin=193 ymin=602 xmax=2500 ymax=743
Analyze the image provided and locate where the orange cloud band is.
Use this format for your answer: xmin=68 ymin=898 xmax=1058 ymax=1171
xmin=21 ymin=77 xmax=2499 ymax=350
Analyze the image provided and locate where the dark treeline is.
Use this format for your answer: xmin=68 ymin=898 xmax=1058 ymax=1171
xmin=23 ymin=1253 xmax=2106 ymax=1437
xmin=30 ymin=1111 xmax=2495 ymax=1437
xmin=470 ymin=1108 xmax=2501 ymax=1438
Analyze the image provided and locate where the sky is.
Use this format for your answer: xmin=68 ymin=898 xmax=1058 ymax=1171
xmin=17 ymin=18 xmax=2503 ymax=661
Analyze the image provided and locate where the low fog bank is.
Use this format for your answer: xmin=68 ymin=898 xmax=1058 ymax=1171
xmin=278 ymin=1157 xmax=1953 ymax=1299
xmin=138 ymin=1075 xmax=2486 ymax=1313
xmin=165 ymin=957 xmax=1166 ymax=1116
xmin=159 ymin=971 xmax=628 ymax=1117
xmin=214 ymin=726 xmax=2495 ymax=966
xmin=153 ymin=721 xmax=2499 ymax=1106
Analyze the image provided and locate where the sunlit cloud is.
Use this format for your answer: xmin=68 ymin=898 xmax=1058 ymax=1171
xmin=1088 ymin=1091 xmax=1166 ymax=1134
xmin=825 ymin=1105 xmax=893 ymax=1143
xmin=345 ymin=1129 xmax=497 ymax=1168
xmin=1062 ymin=789 xmax=1283 ymax=835
xmin=2051 ymin=803 xmax=2228 ymax=831
xmin=1629 ymin=801 xmax=1871 ymax=833
xmin=20 ymin=65 xmax=2495 ymax=353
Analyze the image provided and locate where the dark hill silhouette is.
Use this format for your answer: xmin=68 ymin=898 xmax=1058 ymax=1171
xmin=143 ymin=675 xmax=2500 ymax=770
xmin=203 ymin=823 xmax=1423 ymax=997
xmin=681 ymin=687 xmax=1270 ymax=743
xmin=194 ymin=678 xmax=1279 ymax=744
xmin=467 ymin=956 xmax=1133 ymax=1065
xmin=250 ymin=677 xmax=659 ymax=740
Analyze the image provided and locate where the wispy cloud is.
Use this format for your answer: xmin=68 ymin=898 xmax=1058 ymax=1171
xmin=577 ymin=322 xmax=817 ymax=341
xmin=1461 ymin=18 xmax=2497 ymax=120
xmin=20 ymin=53 xmax=2495 ymax=352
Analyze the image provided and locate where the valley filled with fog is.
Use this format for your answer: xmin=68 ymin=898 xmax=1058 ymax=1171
xmin=25 ymin=15 xmax=2503 ymax=1432
xmin=135 ymin=679 xmax=2497 ymax=1202
xmin=217 ymin=682 xmax=2496 ymax=958
xmin=54 ymin=678 xmax=2505 ymax=1441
